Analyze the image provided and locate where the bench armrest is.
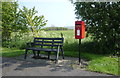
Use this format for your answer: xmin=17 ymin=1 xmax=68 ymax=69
xmin=56 ymin=44 xmax=63 ymax=50
xmin=26 ymin=42 xmax=34 ymax=47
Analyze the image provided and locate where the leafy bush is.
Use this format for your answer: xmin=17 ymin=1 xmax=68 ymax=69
xmin=74 ymin=2 xmax=120 ymax=54
xmin=2 ymin=32 xmax=34 ymax=49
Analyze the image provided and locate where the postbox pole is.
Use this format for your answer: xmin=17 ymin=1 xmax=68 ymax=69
xmin=79 ymin=39 xmax=81 ymax=64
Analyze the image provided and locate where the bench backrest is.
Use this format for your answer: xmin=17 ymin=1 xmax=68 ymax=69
xmin=33 ymin=37 xmax=64 ymax=48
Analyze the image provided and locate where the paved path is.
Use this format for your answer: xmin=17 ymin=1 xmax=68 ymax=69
xmin=1 ymin=55 xmax=112 ymax=76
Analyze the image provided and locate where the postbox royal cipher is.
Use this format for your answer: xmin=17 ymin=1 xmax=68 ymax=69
xmin=75 ymin=21 xmax=85 ymax=39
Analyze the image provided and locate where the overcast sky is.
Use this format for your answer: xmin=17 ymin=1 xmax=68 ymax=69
xmin=18 ymin=0 xmax=77 ymax=27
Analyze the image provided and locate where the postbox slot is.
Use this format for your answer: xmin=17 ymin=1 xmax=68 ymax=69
xmin=75 ymin=24 xmax=81 ymax=25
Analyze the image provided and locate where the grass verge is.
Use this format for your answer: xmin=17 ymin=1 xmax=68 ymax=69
xmin=0 ymin=47 xmax=25 ymax=57
xmin=87 ymin=56 xmax=119 ymax=76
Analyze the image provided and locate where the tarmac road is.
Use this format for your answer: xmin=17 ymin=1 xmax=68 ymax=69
xmin=1 ymin=55 xmax=113 ymax=76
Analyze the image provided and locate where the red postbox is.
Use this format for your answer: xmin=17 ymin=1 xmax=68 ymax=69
xmin=75 ymin=21 xmax=85 ymax=39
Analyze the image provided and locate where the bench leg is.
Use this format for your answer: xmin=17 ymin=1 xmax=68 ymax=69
xmin=37 ymin=51 xmax=40 ymax=57
xmin=62 ymin=51 xmax=64 ymax=59
xmin=55 ymin=46 xmax=60 ymax=63
xmin=48 ymin=52 xmax=51 ymax=59
xmin=55 ymin=52 xmax=58 ymax=63
xmin=24 ymin=49 xmax=28 ymax=59
xmin=33 ymin=50 xmax=36 ymax=57
xmin=61 ymin=47 xmax=64 ymax=59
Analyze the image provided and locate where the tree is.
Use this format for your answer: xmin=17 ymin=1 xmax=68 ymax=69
xmin=74 ymin=2 xmax=120 ymax=54
xmin=18 ymin=6 xmax=48 ymax=36
xmin=2 ymin=1 xmax=19 ymax=46
xmin=2 ymin=1 xmax=47 ymax=47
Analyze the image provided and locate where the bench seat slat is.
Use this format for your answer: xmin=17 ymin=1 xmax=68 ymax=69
xmin=35 ymin=41 xmax=63 ymax=43
xmin=26 ymin=47 xmax=61 ymax=52
xmin=35 ymin=44 xmax=63 ymax=46
xmin=35 ymin=37 xmax=63 ymax=40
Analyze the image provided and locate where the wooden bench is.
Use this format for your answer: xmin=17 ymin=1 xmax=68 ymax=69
xmin=24 ymin=37 xmax=64 ymax=62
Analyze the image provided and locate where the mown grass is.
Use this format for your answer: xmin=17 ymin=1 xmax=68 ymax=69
xmin=1 ymin=30 xmax=119 ymax=76
xmin=87 ymin=56 xmax=119 ymax=75
xmin=0 ymin=47 xmax=25 ymax=57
